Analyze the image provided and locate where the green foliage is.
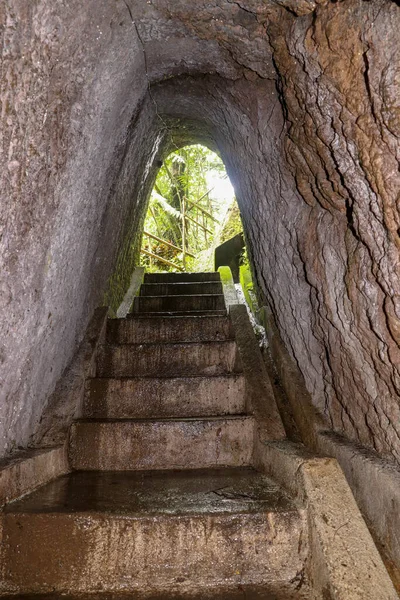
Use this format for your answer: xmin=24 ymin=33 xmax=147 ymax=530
xmin=141 ymin=145 xmax=230 ymax=272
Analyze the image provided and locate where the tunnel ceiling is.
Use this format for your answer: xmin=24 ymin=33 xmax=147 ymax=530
xmin=1 ymin=0 xmax=400 ymax=462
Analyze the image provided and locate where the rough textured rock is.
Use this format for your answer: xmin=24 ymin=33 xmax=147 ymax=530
xmin=1 ymin=0 xmax=400 ymax=465
xmin=265 ymin=1 xmax=400 ymax=459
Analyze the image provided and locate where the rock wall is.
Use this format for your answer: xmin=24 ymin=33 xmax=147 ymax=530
xmin=0 ymin=0 xmax=150 ymax=455
xmin=1 ymin=0 xmax=399 ymax=463
xmin=265 ymin=1 xmax=400 ymax=460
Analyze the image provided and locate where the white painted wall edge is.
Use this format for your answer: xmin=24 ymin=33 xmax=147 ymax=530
xmin=116 ymin=266 xmax=145 ymax=318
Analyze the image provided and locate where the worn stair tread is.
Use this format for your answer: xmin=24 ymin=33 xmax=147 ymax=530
xmin=126 ymin=314 xmax=229 ymax=321
xmin=76 ymin=415 xmax=250 ymax=423
xmin=96 ymin=340 xmax=241 ymax=378
xmin=125 ymin=314 xmax=230 ymax=321
xmin=3 ymin=468 xmax=305 ymax=593
xmin=84 ymin=374 xmax=246 ymax=419
xmin=128 ymin=309 xmax=227 ymax=319
xmin=100 ymin=340 xmax=237 ymax=348
xmin=140 ymin=282 xmax=223 ymax=296
xmin=5 ymin=468 xmax=297 ymax=516
xmin=0 ymin=589 xmax=313 ymax=600
xmin=144 ymin=272 xmax=221 ymax=283
xmin=137 ymin=294 xmax=225 ymax=299
xmin=133 ymin=295 xmax=226 ymax=314
xmin=69 ymin=416 xmax=254 ymax=471
xmin=113 ymin=314 xmax=234 ymax=343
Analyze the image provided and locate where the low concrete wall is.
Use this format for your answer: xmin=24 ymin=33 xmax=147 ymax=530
xmin=260 ymin=303 xmax=400 ymax=585
xmin=0 ymin=445 xmax=68 ymax=508
xmin=255 ymin=439 xmax=399 ymax=599
xmin=0 ymin=444 xmax=70 ymax=594
xmin=218 ymin=267 xmax=285 ymax=440
xmin=230 ymin=305 xmax=285 ymax=441
xmin=317 ymin=430 xmax=400 ymax=589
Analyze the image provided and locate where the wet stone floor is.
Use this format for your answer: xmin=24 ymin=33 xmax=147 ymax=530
xmin=3 ymin=469 xmax=311 ymax=599
xmin=5 ymin=468 xmax=296 ymax=517
xmin=0 ymin=587 xmax=312 ymax=599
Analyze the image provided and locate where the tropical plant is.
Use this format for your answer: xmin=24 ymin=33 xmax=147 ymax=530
xmin=141 ymin=144 xmax=234 ymax=272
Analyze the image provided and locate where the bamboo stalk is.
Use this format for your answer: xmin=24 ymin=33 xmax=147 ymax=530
xmin=184 ymin=214 xmax=213 ymax=235
xmin=140 ymin=249 xmax=185 ymax=271
xmin=182 ymin=196 xmax=187 ymax=272
xmin=185 ymin=197 xmax=219 ymax=223
xmin=143 ymin=231 xmax=195 ymax=258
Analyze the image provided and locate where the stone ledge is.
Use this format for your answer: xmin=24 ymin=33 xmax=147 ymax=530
xmin=116 ymin=266 xmax=145 ymax=318
xmin=316 ymin=430 xmax=400 ymax=590
xmin=0 ymin=445 xmax=68 ymax=507
xmin=0 ymin=306 xmax=109 ymax=509
xmin=260 ymin=303 xmax=400 ymax=586
xmin=255 ymin=439 xmax=399 ymax=599
xmin=219 ymin=266 xmax=285 ymax=440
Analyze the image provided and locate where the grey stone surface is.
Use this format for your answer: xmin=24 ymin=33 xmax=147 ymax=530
xmin=256 ymin=440 xmax=399 ymax=599
xmin=1 ymin=0 xmax=400 ymax=494
xmin=2 ymin=469 xmax=305 ymax=594
xmin=84 ymin=374 xmax=246 ymax=419
xmin=69 ymin=416 xmax=255 ymax=471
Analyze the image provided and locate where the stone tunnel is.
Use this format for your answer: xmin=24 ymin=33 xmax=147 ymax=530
xmin=1 ymin=0 xmax=400 ymax=595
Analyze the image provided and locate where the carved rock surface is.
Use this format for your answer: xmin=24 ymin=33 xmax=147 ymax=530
xmin=265 ymin=1 xmax=400 ymax=460
xmin=1 ymin=0 xmax=399 ymax=463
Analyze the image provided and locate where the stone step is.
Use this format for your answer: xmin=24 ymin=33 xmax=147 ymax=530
xmin=84 ymin=374 xmax=246 ymax=419
xmin=133 ymin=294 xmax=226 ymax=314
xmin=140 ymin=282 xmax=223 ymax=296
xmin=107 ymin=315 xmax=234 ymax=344
xmin=0 ymin=588 xmax=313 ymax=600
xmin=3 ymin=468 xmax=306 ymax=595
xmin=69 ymin=416 xmax=254 ymax=470
xmin=96 ymin=341 xmax=241 ymax=378
xmin=144 ymin=272 xmax=220 ymax=283
xmin=131 ymin=310 xmax=228 ymax=317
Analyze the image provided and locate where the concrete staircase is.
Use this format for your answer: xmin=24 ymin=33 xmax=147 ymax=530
xmin=0 ymin=272 xmax=313 ymax=598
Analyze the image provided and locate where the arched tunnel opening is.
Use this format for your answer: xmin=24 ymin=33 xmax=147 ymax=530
xmin=1 ymin=0 xmax=400 ymax=594
xmin=139 ymin=143 xmax=240 ymax=274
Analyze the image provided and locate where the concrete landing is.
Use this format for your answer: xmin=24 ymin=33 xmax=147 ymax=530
xmin=0 ymin=586 xmax=313 ymax=599
xmin=4 ymin=468 xmax=296 ymax=515
xmin=3 ymin=469 xmax=306 ymax=595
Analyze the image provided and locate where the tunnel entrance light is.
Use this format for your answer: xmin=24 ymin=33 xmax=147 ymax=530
xmin=140 ymin=144 xmax=236 ymax=273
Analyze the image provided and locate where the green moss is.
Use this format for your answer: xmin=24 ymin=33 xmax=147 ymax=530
xmin=240 ymin=263 xmax=259 ymax=316
xmin=102 ymin=239 xmax=140 ymax=316
xmin=218 ymin=265 xmax=235 ymax=285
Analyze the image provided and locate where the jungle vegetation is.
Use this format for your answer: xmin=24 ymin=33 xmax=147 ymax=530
xmin=141 ymin=145 xmax=243 ymax=272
